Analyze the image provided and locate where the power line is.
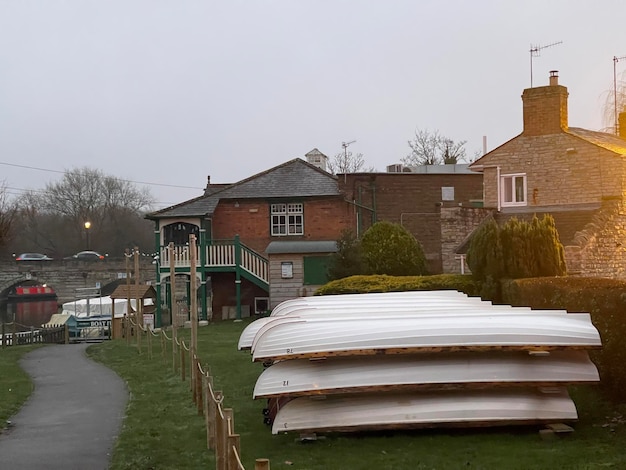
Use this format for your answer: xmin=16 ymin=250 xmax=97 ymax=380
xmin=0 ymin=161 xmax=204 ymax=191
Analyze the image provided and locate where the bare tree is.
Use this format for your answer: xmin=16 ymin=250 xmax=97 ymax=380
xmin=402 ymin=129 xmax=467 ymax=166
xmin=601 ymin=69 xmax=626 ymax=134
xmin=13 ymin=168 xmax=155 ymax=256
xmin=327 ymin=151 xmax=375 ymax=174
xmin=0 ymin=182 xmax=17 ymax=251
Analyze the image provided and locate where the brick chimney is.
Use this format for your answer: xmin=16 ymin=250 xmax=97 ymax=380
xmin=522 ymin=70 xmax=569 ymax=136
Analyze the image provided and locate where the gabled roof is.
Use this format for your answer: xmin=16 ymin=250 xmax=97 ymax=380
xmin=147 ymin=158 xmax=341 ymax=219
xmin=470 ymin=128 xmax=626 ymax=171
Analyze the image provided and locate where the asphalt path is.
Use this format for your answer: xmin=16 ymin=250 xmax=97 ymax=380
xmin=0 ymin=343 xmax=128 ymax=470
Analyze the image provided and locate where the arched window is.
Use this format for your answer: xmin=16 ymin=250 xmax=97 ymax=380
xmin=163 ymin=222 xmax=199 ymax=246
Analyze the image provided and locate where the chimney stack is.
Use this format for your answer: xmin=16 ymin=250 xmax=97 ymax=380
xmin=522 ymin=71 xmax=569 ymax=136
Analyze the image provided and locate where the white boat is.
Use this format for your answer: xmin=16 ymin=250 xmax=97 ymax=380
xmin=251 ymin=313 xmax=601 ymax=362
xmin=253 ymin=351 xmax=600 ymax=398
xmin=272 ymin=388 xmax=578 ymax=434
xmin=270 ymin=290 xmax=487 ymax=316
xmin=61 ymin=295 xmax=153 ymax=319
xmin=239 ymin=304 xmax=548 ymax=351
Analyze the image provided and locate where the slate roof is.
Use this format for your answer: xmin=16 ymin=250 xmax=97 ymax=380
xmin=147 ymin=158 xmax=341 ymax=219
xmin=567 ymin=127 xmax=626 ymax=155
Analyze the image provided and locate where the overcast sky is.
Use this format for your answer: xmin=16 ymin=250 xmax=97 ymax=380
xmin=1 ymin=1 xmax=625 ymax=209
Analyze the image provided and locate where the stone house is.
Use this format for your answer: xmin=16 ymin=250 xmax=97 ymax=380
xmin=468 ymin=71 xmax=626 ymax=278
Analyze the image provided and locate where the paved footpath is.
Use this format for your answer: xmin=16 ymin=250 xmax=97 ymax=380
xmin=0 ymin=343 xmax=128 ymax=470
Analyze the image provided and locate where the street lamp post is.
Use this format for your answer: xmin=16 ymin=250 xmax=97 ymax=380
xmin=84 ymin=221 xmax=91 ymax=250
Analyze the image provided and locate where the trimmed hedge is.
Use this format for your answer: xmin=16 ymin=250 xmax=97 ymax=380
xmin=315 ymin=274 xmax=480 ymax=296
xmin=502 ymin=276 xmax=626 ymax=403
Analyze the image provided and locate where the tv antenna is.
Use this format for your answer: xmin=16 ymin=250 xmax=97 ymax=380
xmin=529 ymin=41 xmax=563 ymax=87
xmin=341 ymin=140 xmax=356 ymax=159
xmin=613 ymin=55 xmax=626 ymax=135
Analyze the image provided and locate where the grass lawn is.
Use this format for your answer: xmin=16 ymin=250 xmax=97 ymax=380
xmin=0 ymin=345 xmax=40 ymax=425
xmin=3 ymin=321 xmax=626 ymax=469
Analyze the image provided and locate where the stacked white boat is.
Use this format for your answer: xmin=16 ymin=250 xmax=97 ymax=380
xmin=238 ymin=291 xmax=601 ymax=435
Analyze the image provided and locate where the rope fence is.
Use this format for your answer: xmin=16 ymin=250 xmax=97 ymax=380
xmin=124 ymin=314 xmax=269 ymax=470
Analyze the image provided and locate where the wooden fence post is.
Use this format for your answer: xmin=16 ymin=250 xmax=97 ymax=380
xmin=147 ymin=327 xmax=152 ymax=359
xmin=228 ymin=433 xmax=242 ymax=470
xmin=196 ymin=359 xmax=203 ymax=415
xmin=216 ymin=404 xmax=226 ymax=470
xmin=255 ymin=458 xmax=271 ymax=470
xmin=208 ymin=383 xmax=218 ymax=450
xmin=180 ymin=347 xmax=186 ymax=382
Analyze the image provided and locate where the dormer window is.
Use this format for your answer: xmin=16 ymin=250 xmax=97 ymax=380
xmin=271 ymin=203 xmax=304 ymax=236
xmin=501 ymin=174 xmax=527 ymax=207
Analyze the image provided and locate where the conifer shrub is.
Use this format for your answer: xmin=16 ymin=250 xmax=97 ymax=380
xmin=360 ymin=221 xmax=428 ymax=276
xmin=327 ymin=229 xmax=364 ymax=280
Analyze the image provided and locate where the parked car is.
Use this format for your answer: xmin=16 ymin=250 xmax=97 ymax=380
xmin=65 ymin=251 xmax=106 ymax=261
xmin=14 ymin=252 xmax=53 ymax=261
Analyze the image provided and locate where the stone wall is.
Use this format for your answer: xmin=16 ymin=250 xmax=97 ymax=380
xmin=0 ymin=258 xmax=156 ymax=305
xmin=568 ymin=200 xmax=626 ymax=279
xmin=440 ymin=207 xmax=493 ymax=274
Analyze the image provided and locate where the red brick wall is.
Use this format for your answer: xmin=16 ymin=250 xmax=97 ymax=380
xmin=211 ymin=197 xmax=354 ymax=255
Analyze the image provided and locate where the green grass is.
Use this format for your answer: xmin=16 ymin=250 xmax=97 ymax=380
xmin=0 ymin=345 xmax=40 ymax=427
xmin=4 ymin=324 xmax=626 ymax=469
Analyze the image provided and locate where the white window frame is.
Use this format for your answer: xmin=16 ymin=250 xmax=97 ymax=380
xmin=500 ymin=173 xmax=527 ymax=207
xmin=271 ymin=203 xmax=304 ymax=236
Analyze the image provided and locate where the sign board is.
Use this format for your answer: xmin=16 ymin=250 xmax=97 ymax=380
xmin=281 ymin=262 xmax=293 ymax=279
xmin=442 ymin=186 xmax=455 ymax=201
xmin=143 ymin=314 xmax=154 ymax=329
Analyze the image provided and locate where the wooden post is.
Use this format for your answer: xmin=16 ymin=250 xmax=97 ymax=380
xmin=196 ymin=358 xmax=203 ymax=415
xmin=207 ymin=381 xmax=217 ymax=450
xmin=170 ymin=243 xmax=177 ymax=372
xmin=147 ymin=326 xmax=152 ymax=359
xmin=189 ymin=234 xmax=198 ymax=402
xmin=64 ymin=323 xmax=69 ymax=344
xmin=255 ymin=459 xmax=271 ymax=470
xmin=125 ymin=248 xmax=132 ymax=341
xmin=2 ymin=322 xmax=5 ymax=349
xmin=180 ymin=346 xmax=186 ymax=382
xmin=227 ymin=433 xmax=241 ymax=470
xmin=134 ymin=247 xmax=142 ymax=351
xmin=202 ymin=372 xmax=210 ymax=449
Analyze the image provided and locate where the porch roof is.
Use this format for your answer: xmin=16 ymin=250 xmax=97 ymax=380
xmin=266 ymin=240 xmax=338 ymax=254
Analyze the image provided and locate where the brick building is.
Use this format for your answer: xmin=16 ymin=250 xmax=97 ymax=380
xmin=468 ymin=71 xmax=626 ymax=278
xmin=146 ymin=155 xmax=353 ymax=324
xmin=339 ymin=167 xmax=483 ymax=273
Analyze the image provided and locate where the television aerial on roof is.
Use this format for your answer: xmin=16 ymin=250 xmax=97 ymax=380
xmin=529 ymin=41 xmax=563 ymax=87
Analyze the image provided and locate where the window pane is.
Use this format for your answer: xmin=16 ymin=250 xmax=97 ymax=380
xmin=503 ymin=178 xmax=513 ymax=203
xmin=514 ymin=177 xmax=525 ymax=202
